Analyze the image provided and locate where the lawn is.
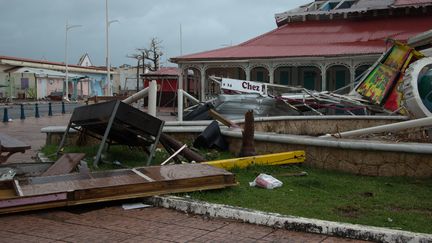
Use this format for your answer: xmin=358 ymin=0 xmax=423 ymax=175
xmin=180 ymin=165 xmax=432 ymax=234
xmin=42 ymin=145 xmax=432 ymax=234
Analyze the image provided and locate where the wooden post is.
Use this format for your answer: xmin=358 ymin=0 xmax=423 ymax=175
xmin=239 ymin=110 xmax=256 ymax=157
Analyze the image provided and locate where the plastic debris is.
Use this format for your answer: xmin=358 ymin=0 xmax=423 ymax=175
xmin=249 ymin=173 xmax=283 ymax=189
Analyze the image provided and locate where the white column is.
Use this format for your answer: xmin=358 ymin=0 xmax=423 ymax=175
xmin=245 ymin=65 xmax=251 ymax=81
xmin=269 ymin=66 xmax=275 ymax=84
xmin=200 ymin=68 xmax=206 ymax=102
xmin=177 ymin=89 xmax=183 ymax=121
xmin=350 ymin=65 xmax=356 ymax=91
xmin=320 ymin=65 xmax=327 ymax=91
xmin=178 ymin=67 xmax=184 ymax=90
xmin=148 ymin=80 xmax=157 ymax=117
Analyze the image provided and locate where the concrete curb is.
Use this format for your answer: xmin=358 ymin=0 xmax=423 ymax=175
xmin=146 ymin=196 xmax=432 ymax=243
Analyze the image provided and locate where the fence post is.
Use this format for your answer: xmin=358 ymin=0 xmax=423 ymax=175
xmin=2 ymin=107 xmax=9 ymax=122
xmin=20 ymin=104 xmax=25 ymax=120
xmin=35 ymin=103 xmax=40 ymax=118
xmin=48 ymin=103 xmax=53 ymax=116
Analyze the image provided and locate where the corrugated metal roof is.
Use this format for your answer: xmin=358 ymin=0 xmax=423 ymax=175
xmin=142 ymin=67 xmax=180 ymax=77
xmin=0 ymin=55 xmax=105 ymax=71
xmin=172 ymin=15 xmax=432 ymax=62
xmin=394 ymin=0 xmax=432 ymax=5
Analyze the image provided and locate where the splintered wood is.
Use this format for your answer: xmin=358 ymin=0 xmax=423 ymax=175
xmin=0 ymin=164 xmax=237 ymax=214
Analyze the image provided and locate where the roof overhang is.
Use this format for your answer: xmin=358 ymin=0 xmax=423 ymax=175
xmin=0 ymin=59 xmax=115 ymax=75
xmin=6 ymin=67 xmax=85 ymax=79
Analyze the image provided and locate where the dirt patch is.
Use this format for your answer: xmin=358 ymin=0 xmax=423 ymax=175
xmin=334 ymin=205 xmax=361 ymax=218
xmin=360 ymin=191 xmax=374 ymax=198
xmin=389 ymin=206 xmax=432 ymax=216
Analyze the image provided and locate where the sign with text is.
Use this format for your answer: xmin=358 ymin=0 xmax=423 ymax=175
xmin=221 ymin=78 xmax=266 ymax=95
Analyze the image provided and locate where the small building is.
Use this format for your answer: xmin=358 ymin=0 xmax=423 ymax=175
xmin=141 ymin=67 xmax=196 ymax=107
xmin=171 ymin=0 xmax=432 ymax=101
xmin=0 ymin=55 xmax=117 ymax=100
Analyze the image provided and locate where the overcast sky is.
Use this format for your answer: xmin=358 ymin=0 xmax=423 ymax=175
xmin=0 ymin=0 xmax=310 ymax=67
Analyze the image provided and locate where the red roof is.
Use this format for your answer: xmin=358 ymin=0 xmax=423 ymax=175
xmin=171 ymin=15 xmax=432 ymax=62
xmin=142 ymin=67 xmax=180 ymax=77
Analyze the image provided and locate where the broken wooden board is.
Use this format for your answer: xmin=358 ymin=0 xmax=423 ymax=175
xmin=0 ymin=163 xmax=236 ymax=214
xmin=203 ymin=151 xmax=305 ymax=170
xmin=41 ymin=153 xmax=85 ymax=176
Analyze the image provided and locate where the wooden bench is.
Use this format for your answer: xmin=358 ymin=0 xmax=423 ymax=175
xmin=0 ymin=133 xmax=31 ymax=164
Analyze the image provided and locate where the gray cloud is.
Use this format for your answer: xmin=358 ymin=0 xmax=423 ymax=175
xmin=0 ymin=0 xmax=310 ymax=66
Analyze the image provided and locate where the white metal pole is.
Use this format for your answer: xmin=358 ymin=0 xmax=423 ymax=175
xmin=65 ymin=22 xmax=69 ymax=100
xmin=148 ymin=80 xmax=157 ymax=117
xmin=178 ymin=89 xmax=183 ymax=121
xmin=106 ymin=0 xmax=111 ymax=96
xmin=64 ymin=22 xmax=82 ymax=100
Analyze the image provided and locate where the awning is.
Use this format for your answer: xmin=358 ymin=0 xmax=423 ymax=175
xmin=10 ymin=67 xmax=84 ymax=79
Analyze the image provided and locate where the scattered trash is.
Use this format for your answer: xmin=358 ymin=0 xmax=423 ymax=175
xmin=387 ymin=217 xmax=393 ymax=222
xmin=0 ymin=168 xmax=16 ymax=181
xmin=122 ymin=202 xmax=152 ymax=210
xmin=249 ymin=173 xmax=283 ymax=189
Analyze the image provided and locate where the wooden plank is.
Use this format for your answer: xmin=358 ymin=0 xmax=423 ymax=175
xmin=0 ymin=164 xmax=236 ymax=214
xmin=203 ymin=151 xmax=305 ymax=170
xmin=41 ymin=153 xmax=85 ymax=176
xmin=12 ymin=180 xmax=23 ymax=197
xmin=21 ymin=164 xmax=234 ymax=197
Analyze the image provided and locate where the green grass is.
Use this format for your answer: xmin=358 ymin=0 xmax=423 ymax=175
xmin=41 ymin=144 xmax=234 ymax=170
xmin=179 ymin=165 xmax=432 ymax=234
xmin=41 ymin=145 xmax=432 ymax=233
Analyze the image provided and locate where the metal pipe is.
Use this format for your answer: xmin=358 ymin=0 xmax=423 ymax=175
xmin=222 ymin=129 xmax=432 ymax=155
xmin=182 ymin=90 xmax=200 ymax=104
xmin=320 ymin=116 xmax=432 ymax=138
xmin=122 ymin=87 xmax=149 ymax=104
xmin=148 ymin=80 xmax=157 ymax=116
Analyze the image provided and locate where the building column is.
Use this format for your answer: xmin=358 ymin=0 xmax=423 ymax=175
xmin=320 ymin=65 xmax=327 ymax=91
xmin=245 ymin=65 xmax=251 ymax=81
xmin=350 ymin=65 xmax=356 ymax=91
xmin=269 ymin=65 xmax=275 ymax=84
xmin=200 ymin=66 xmax=206 ymax=102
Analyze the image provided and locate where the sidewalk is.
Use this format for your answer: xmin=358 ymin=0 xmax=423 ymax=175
xmin=0 ymin=114 xmax=368 ymax=242
xmin=0 ymin=114 xmax=71 ymax=163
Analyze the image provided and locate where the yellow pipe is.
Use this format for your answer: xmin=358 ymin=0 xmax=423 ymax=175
xmin=203 ymin=150 xmax=305 ymax=170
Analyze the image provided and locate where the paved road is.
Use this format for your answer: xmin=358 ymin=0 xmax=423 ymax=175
xmin=0 ymin=112 xmax=369 ymax=242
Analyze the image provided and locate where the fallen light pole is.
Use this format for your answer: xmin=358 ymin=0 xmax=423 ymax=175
xmin=320 ymin=116 xmax=432 ymax=138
